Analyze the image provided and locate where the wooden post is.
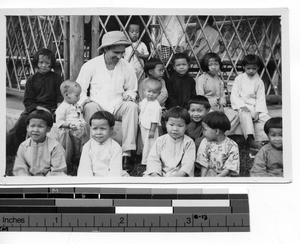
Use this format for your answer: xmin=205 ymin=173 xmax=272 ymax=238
xmin=69 ymin=16 xmax=84 ymax=81
xmin=91 ymin=16 xmax=100 ymax=59
xmin=63 ymin=16 xmax=70 ymax=79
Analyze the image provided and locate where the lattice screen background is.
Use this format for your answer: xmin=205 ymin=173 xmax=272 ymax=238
xmin=6 ymin=15 xmax=282 ymax=95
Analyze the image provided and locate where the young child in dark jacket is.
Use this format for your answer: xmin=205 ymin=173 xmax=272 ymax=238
xmin=165 ymin=52 xmax=196 ymax=110
xmin=7 ymin=48 xmax=63 ymax=159
xmin=186 ymin=95 xmax=211 ymax=149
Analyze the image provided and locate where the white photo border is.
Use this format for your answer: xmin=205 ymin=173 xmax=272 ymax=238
xmin=0 ymin=7 xmax=291 ymax=185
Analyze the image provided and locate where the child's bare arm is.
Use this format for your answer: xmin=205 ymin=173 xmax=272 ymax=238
xmin=201 ymin=166 xmax=208 ymax=177
xmin=216 ymin=168 xmax=230 ymax=177
xmin=149 ymin=123 xmax=158 ymax=138
xmin=170 ymin=169 xmax=188 ymax=177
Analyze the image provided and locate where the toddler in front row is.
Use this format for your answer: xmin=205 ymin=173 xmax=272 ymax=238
xmin=144 ymin=107 xmax=196 ymax=177
xmin=13 ymin=110 xmax=67 ymax=176
xmin=77 ymin=111 xmax=123 ymax=177
xmin=250 ymin=117 xmax=283 ymax=177
xmin=196 ymin=111 xmax=240 ymax=177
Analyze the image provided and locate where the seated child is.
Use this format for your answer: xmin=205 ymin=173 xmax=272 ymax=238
xmin=165 ymin=52 xmax=196 ymax=110
xmin=186 ymin=95 xmax=211 ymax=149
xmin=250 ymin=117 xmax=283 ymax=177
xmin=138 ymin=58 xmax=168 ymax=108
xmin=13 ymin=110 xmax=67 ymax=176
xmin=7 ymin=48 xmax=63 ymax=158
xmin=124 ymin=22 xmax=149 ymax=82
xmin=196 ymin=52 xmax=240 ymax=135
xmin=55 ymin=80 xmax=86 ymax=175
xmin=144 ymin=107 xmax=196 ymax=177
xmin=196 ymin=111 xmax=240 ymax=177
xmin=77 ymin=111 xmax=123 ymax=177
xmin=230 ymin=54 xmax=271 ymax=149
xmin=139 ymin=78 xmax=162 ymax=165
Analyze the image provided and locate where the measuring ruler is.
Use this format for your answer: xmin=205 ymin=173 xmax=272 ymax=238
xmin=0 ymin=187 xmax=250 ymax=232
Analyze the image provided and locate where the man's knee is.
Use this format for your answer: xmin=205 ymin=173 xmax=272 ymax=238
xmin=83 ymin=102 xmax=100 ymax=118
xmin=123 ymin=101 xmax=138 ymax=112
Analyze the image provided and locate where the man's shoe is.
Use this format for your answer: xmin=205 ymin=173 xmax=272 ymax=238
xmin=122 ymin=156 xmax=134 ymax=172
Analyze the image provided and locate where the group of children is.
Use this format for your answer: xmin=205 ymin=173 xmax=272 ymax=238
xmin=8 ymin=23 xmax=283 ymax=178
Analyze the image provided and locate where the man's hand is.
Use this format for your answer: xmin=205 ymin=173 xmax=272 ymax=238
xmin=123 ymin=94 xmax=135 ymax=102
xmin=240 ymin=106 xmax=250 ymax=113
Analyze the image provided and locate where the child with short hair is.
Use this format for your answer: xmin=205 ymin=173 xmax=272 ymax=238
xmin=139 ymin=78 xmax=162 ymax=165
xmin=165 ymin=52 xmax=196 ymax=110
xmin=186 ymin=95 xmax=211 ymax=149
xmin=13 ymin=110 xmax=67 ymax=176
xmin=144 ymin=107 xmax=196 ymax=177
xmin=7 ymin=48 xmax=63 ymax=158
xmin=196 ymin=52 xmax=240 ymax=135
xmin=55 ymin=80 xmax=86 ymax=175
xmin=77 ymin=111 xmax=123 ymax=177
xmin=250 ymin=117 xmax=283 ymax=177
xmin=196 ymin=111 xmax=240 ymax=177
xmin=230 ymin=54 xmax=271 ymax=149
xmin=138 ymin=58 xmax=168 ymax=107
xmin=124 ymin=22 xmax=149 ymax=82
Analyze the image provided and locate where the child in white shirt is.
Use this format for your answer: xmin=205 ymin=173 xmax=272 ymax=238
xmin=144 ymin=107 xmax=196 ymax=177
xmin=77 ymin=111 xmax=123 ymax=177
xmin=13 ymin=110 xmax=67 ymax=176
xmin=55 ymin=80 xmax=86 ymax=175
xmin=196 ymin=111 xmax=240 ymax=177
xmin=139 ymin=78 xmax=162 ymax=165
xmin=230 ymin=54 xmax=271 ymax=149
xmin=124 ymin=22 xmax=149 ymax=83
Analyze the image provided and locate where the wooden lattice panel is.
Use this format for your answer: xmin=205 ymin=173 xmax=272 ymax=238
xmin=6 ymin=15 xmax=281 ymax=95
xmin=6 ymin=16 xmax=65 ymax=92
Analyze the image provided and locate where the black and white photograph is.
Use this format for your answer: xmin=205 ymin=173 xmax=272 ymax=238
xmin=0 ymin=0 xmax=299 ymax=243
xmin=2 ymin=9 xmax=290 ymax=183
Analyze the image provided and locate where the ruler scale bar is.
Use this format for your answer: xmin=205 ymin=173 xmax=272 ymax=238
xmin=0 ymin=188 xmax=250 ymax=232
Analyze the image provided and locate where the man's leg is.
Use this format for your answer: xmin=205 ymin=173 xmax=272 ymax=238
xmin=114 ymin=101 xmax=139 ymax=171
xmin=114 ymin=101 xmax=138 ymax=152
xmin=82 ymin=102 xmax=102 ymax=144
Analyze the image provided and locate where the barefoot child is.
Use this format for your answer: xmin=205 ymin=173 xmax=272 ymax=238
xmin=139 ymin=78 xmax=162 ymax=165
